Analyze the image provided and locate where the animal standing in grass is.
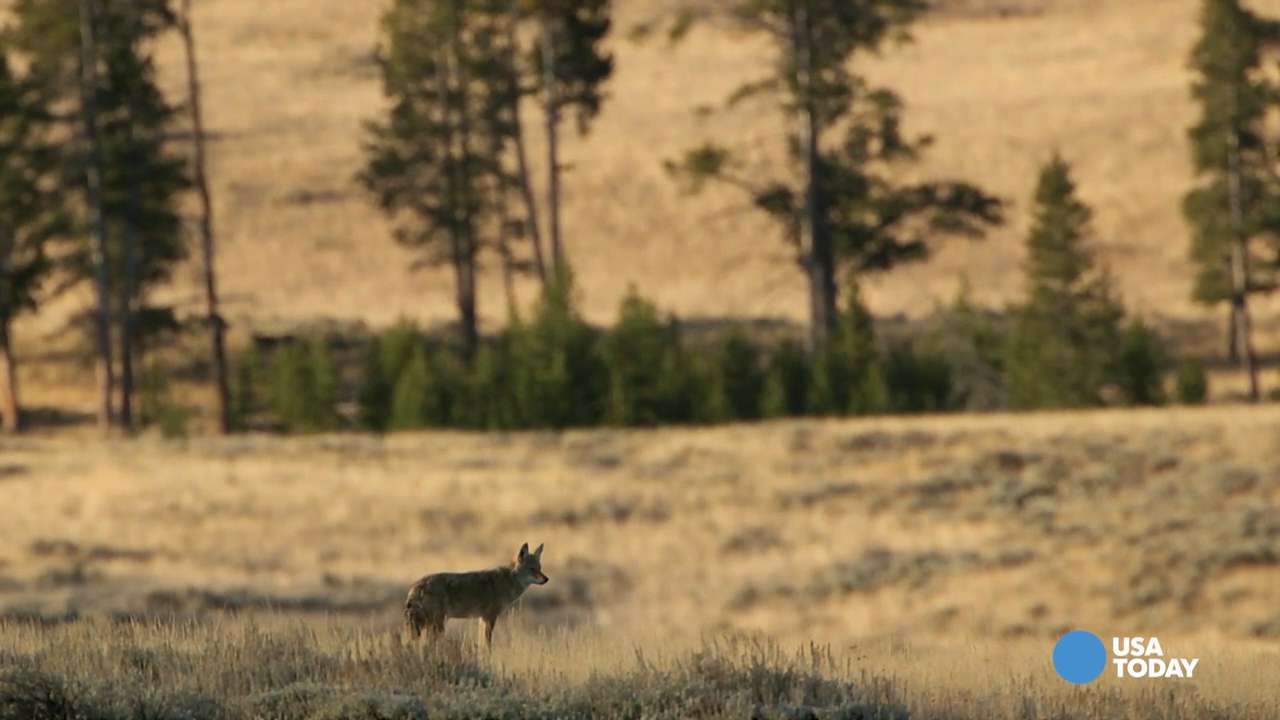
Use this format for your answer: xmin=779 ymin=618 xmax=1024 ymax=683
xmin=404 ymin=542 xmax=549 ymax=646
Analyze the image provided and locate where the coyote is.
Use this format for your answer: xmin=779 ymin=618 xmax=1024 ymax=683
xmin=404 ymin=542 xmax=549 ymax=646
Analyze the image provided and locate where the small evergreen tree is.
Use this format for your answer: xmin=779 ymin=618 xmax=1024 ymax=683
xmin=269 ymin=337 xmax=339 ymax=433
xmin=603 ymin=290 xmax=685 ymax=426
xmin=1175 ymin=359 xmax=1210 ymax=405
xmin=715 ymin=330 xmax=765 ymax=421
xmin=884 ymin=343 xmax=951 ymax=413
xmin=390 ymin=343 xmax=433 ymax=430
xmin=508 ymin=271 xmax=604 ymax=428
xmin=1114 ymin=319 xmax=1171 ymax=406
xmin=809 ymin=283 xmax=885 ymax=415
xmin=761 ymin=340 xmax=810 ymax=418
xmin=1006 ymin=156 xmax=1124 ymax=409
xmin=357 ymin=339 xmax=392 ymax=431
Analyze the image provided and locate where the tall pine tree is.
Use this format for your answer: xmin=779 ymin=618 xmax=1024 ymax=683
xmin=660 ymin=0 xmax=1001 ymax=352
xmin=361 ymin=0 xmax=515 ymax=358
xmin=0 ymin=54 xmax=68 ymax=432
xmin=521 ymin=0 xmax=612 ymax=278
xmin=1184 ymin=0 xmax=1279 ymax=401
xmin=9 ymin=0 xmax=189 ymax=430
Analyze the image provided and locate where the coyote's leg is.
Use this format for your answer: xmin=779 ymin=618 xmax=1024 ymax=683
xmin=482 ymin=614 xmax=498 ymax=648
xmin=425 ymin=612 xmax=445 ymax=640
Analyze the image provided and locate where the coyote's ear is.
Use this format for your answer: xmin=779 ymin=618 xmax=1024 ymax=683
xmin=518 ymin=542 xmax=530 ymax=560
xmin=534 ymin=543 xmax=544 ymax=558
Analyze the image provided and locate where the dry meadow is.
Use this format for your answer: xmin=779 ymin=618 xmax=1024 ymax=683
xmin=2 ymin=406 xmax=1278 ymax=716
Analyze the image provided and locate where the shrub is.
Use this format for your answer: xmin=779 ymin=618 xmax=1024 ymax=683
xmin=461 ymin=341 xmax=519 ymax=430
xmin=810 ymin=285 xmax=886 ymax=416
xmin=357 ymin=340 xmax=391 ymax=431
xmin=389 ymin=345 xmax=433 ymax=430
xmin=715 ymin=330 xmax=765 ymax=421
xmin=1113 ymin=319 xmax=1171 ymax=406
xmin=507 ymin=273 xmax=605 ymax=428
xmin=268 ymin=337 xmax=340 ymax=433
xmin=922 ymin=286 xmax=1008 ymax=411
xmin=761 ymin=340 xmax=809 ymax=418
xmin=1175 ymin=359 xmax=1209 ymax=404
xmin=229 ymin=344 xmax=265 ymax=432
xmin=138 ymin=363 xmax=194 ymax=438
xmin=884 ymin=343 xmax=952 ymax=413
xmin=603 ymin=291 xmax=689 ymax=426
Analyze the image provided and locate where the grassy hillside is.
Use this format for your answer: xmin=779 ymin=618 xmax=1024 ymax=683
xmin=1 ymin=407 xmax=1278 ymax=715
xmin=17 ymin=2 xmax=1280 ymax=372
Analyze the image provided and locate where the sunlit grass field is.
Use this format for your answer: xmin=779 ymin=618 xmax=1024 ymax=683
xmin=3 ymin=617 xmax=1277 ymax=719
xmin=2 ymin=405 xmax=1278 ymax=716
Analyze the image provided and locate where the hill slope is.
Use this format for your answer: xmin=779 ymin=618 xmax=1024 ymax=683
xmin=15 ymin=0 xmax=1280 ymax=406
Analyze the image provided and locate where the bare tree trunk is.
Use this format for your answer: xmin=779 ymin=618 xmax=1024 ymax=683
xmin=793 ymin=2 xmax=835 ymax=354
xmin=1226 ymin=127 xmax=1259 ymax=401
xmin=78 ymin=0 xmax=115 ymax=431
xmin=0 ymin=319 xmax=19 ymax=433
xmin=506 ymin=14 xmax=548 ymax=288
xmin=181 ymin=0 xmax=231 ymax=433
xmin=540 ymin=19 xmax=565 ymax=277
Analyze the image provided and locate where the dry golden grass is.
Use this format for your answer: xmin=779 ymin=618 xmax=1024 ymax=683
xmin=1 ymin=616 xmax=1277 ymax=718
xmin=2 ymin=406 xmax=1278 ymax=715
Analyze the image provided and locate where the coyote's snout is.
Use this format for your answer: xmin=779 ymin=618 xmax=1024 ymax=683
xmin=404 ymin=542 xmax=549 ymax=646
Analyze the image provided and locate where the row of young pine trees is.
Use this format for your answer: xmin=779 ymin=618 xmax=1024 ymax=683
xmin=0 ymin=0 xmax=1269 ymax=434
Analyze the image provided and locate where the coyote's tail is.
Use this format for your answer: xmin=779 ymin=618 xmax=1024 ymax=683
xmin=404 ymin=599 xmax=422 ymax=637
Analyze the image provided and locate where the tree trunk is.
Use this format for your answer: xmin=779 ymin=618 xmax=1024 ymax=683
xmin=540 ymin=19 xmax=565 ymax=277
xmin=181 ymin=0 xmax=231 ymax=434
xmin=1226 ymin=127 xmax=1259 ymax=401
xmin=507 ymin=14 xmax=548 ymax=288
xmin=78 ymin=0 xmax=115 ymax=431
xmin=1225 ymin=272 xmax=1238 ymax=363
xmin=443 ymin=37 xmax=479 ymax=359
xmin=119 ymin=220 xmax=137 ymax=430
xmin=793 ymin=2 xmax=835 ymax=354
xmin=0 ymin=320 xmax=19 ymax=433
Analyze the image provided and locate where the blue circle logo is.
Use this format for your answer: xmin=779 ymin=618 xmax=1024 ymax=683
xmin=1053 ymin=630 xmax=1107 ymax=684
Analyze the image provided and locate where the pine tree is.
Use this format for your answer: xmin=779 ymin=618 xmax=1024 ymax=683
xmin=603 ymin=290 xmax=679 ymax=426
xmin=0 ymin=54 xmax=67 ymax=432
xmin=361 ymin=0 xmax=511 ymax=358
xmin=9 ymin=0 xmax=189 ymax=430
xmin=1184 ymin=0 xmax=1279 ymax=401
xmin=660 ymin=0 xmax=1001 ymax=352
xmin=508 ymin=270 xmax=604 ymax=428
xmin=1006 ymin=156 xmax=1124 ymax=409
xmin=520 ymin=0 xmax=613 ymax=277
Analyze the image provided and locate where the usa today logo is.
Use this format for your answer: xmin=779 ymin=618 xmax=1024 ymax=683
xmin=1052 ymin=630 xmax=1200 ymax=684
